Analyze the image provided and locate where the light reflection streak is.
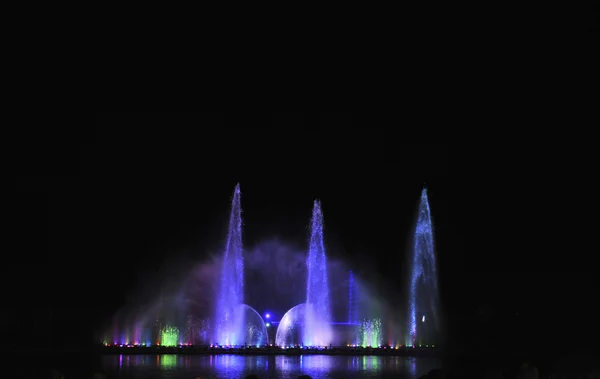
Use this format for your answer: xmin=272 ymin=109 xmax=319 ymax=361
xmin=410 ymin=358 xmax=417 ymax=378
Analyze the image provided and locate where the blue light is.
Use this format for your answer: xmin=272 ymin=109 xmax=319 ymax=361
xmin=214 ymin=183 xmax=245 ymax=346
xmin=407 ymin=187 xmax=439 ymax=346
xmin=265 ymin=313 xmax=270 ymax=319
xmin=348 ymin=270 xmax=357 ymax=324
xmin=303 ymin=200 xmax=333 ymax=346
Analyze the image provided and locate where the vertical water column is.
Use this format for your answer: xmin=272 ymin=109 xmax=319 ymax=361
xmin=348 ymin=270 xmax=360 ymax=345
xmin=348 ymin=270 xmax=357 ymax=324
xmin=303 ymin=200 xmax=333 ymax=346
xmin=407 ymin=188 xmax=440 ymax=346
xmin=214 ymin=183 xmax=245 ymax=345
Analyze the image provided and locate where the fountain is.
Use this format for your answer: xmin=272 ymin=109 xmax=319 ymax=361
xmin=303 ymin=200 xmax=333 ymax=346
xmin=160 ymin=326 xmax=179 ymax=347
xmin=275 ymin=303 xmax=307 ymax=347
xmin=407 ymin=187 xmax=440 ymax=346
xmin=213 ymin=183 xmax=245 ymax=346
xmin=357 ymin=318 xmax=382 ymax=347
xmin=274 ymin=200 xmax=333 ymax=347
xmin=212 ymin=184 xmax=267 ymax=346
xmin=241 ymin=304 xmax=269 ymax=346
xmin=348 ymin=270 xmax=358 ymax=324
xmin=102 ymin=184 xmax=443 ymax=356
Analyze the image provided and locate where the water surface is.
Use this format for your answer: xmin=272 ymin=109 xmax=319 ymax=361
xmin=102 ymin=354 xmax=441 ymax=379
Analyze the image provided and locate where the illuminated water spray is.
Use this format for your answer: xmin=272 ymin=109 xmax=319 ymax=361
xmin=303 ymin=200 xmax=333 ymax=346
xmin=275 ymin=303 xmax=306 ymax=347
xmin=358 ymin=318 xmax=382 ymax=347
xmin=348 ymin=270 xmax=358 ymax=324
xmin=214 ymin=183 xmax=245 ymax=345
xmin=161 ymin=326 xmax=179 ymax=347
xmin=407 ymin=187 xmax=440 ymax=346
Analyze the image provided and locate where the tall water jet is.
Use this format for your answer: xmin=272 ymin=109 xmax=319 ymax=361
xmin=303 ymin=200 xmax=333 ymax=346
xmin=348 ymin=270 xmax=358 ymax=324
xmin=214 ymin=183 xmax=245 ymax=345
xmin=407 ymin=187 xmax=440 ymax=346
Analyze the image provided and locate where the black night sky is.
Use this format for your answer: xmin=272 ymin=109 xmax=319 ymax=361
xmin=8 ymin=113 xmax=598 ymax=355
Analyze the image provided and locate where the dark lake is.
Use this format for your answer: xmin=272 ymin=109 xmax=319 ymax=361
xmin=100 ymin=354 xmax=442 ymax=378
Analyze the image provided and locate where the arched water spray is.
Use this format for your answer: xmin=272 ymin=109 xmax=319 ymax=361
xmin=303 ymin=200 xmax=333 ymax=346
xmin=214 ymin=183 xmax=245 ymax=346
xmin=407 ymin=187 xmax=440 ymax=346
xmin=275 ymin=303 xmax=306 ymax=347
xmin=241 ymin=304 xmax=269 ymax=346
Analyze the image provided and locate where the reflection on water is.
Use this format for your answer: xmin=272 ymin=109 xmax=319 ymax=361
xmin=160 ymin=354 xmax=177 ymax=368
xmin=104 ymin=354 xmax=441 ymax=379
xmin=409 ymin=357 xmax=417 ymax=378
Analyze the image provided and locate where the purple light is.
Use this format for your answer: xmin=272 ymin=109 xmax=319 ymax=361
xmin=214 ymin=183 xmax=245 ymax=346
xmin=407 ymin=187 xmax=439 ymax=346
xmin=265 ymin=313 xmax=270 ymax=319
xmin=303 ymin=200 xmax=333 ymax=346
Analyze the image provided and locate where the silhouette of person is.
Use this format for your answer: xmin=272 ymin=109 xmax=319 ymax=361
xmin=516 ymin=363 xmax=539 ymax=379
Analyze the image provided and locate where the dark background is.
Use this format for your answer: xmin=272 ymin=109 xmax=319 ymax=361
xmin=7 ymin=112 xmax=597 ymax=354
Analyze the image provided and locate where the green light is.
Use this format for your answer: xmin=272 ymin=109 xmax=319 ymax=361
xmin=358 ymin=318 xmax=382 ymax=348
xmin=160 ymin=326 xmax=179 ymax=347
xmin=160 ymin=354 xmax=177 ymax=368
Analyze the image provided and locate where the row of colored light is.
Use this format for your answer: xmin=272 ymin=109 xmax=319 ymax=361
xmin=347 ymin=344 xmax=435 ymax=349
xmin=105 ymin=343 xmax=193 ymax=347
xmin=105 ymin=343 xmax=435 ymax=349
